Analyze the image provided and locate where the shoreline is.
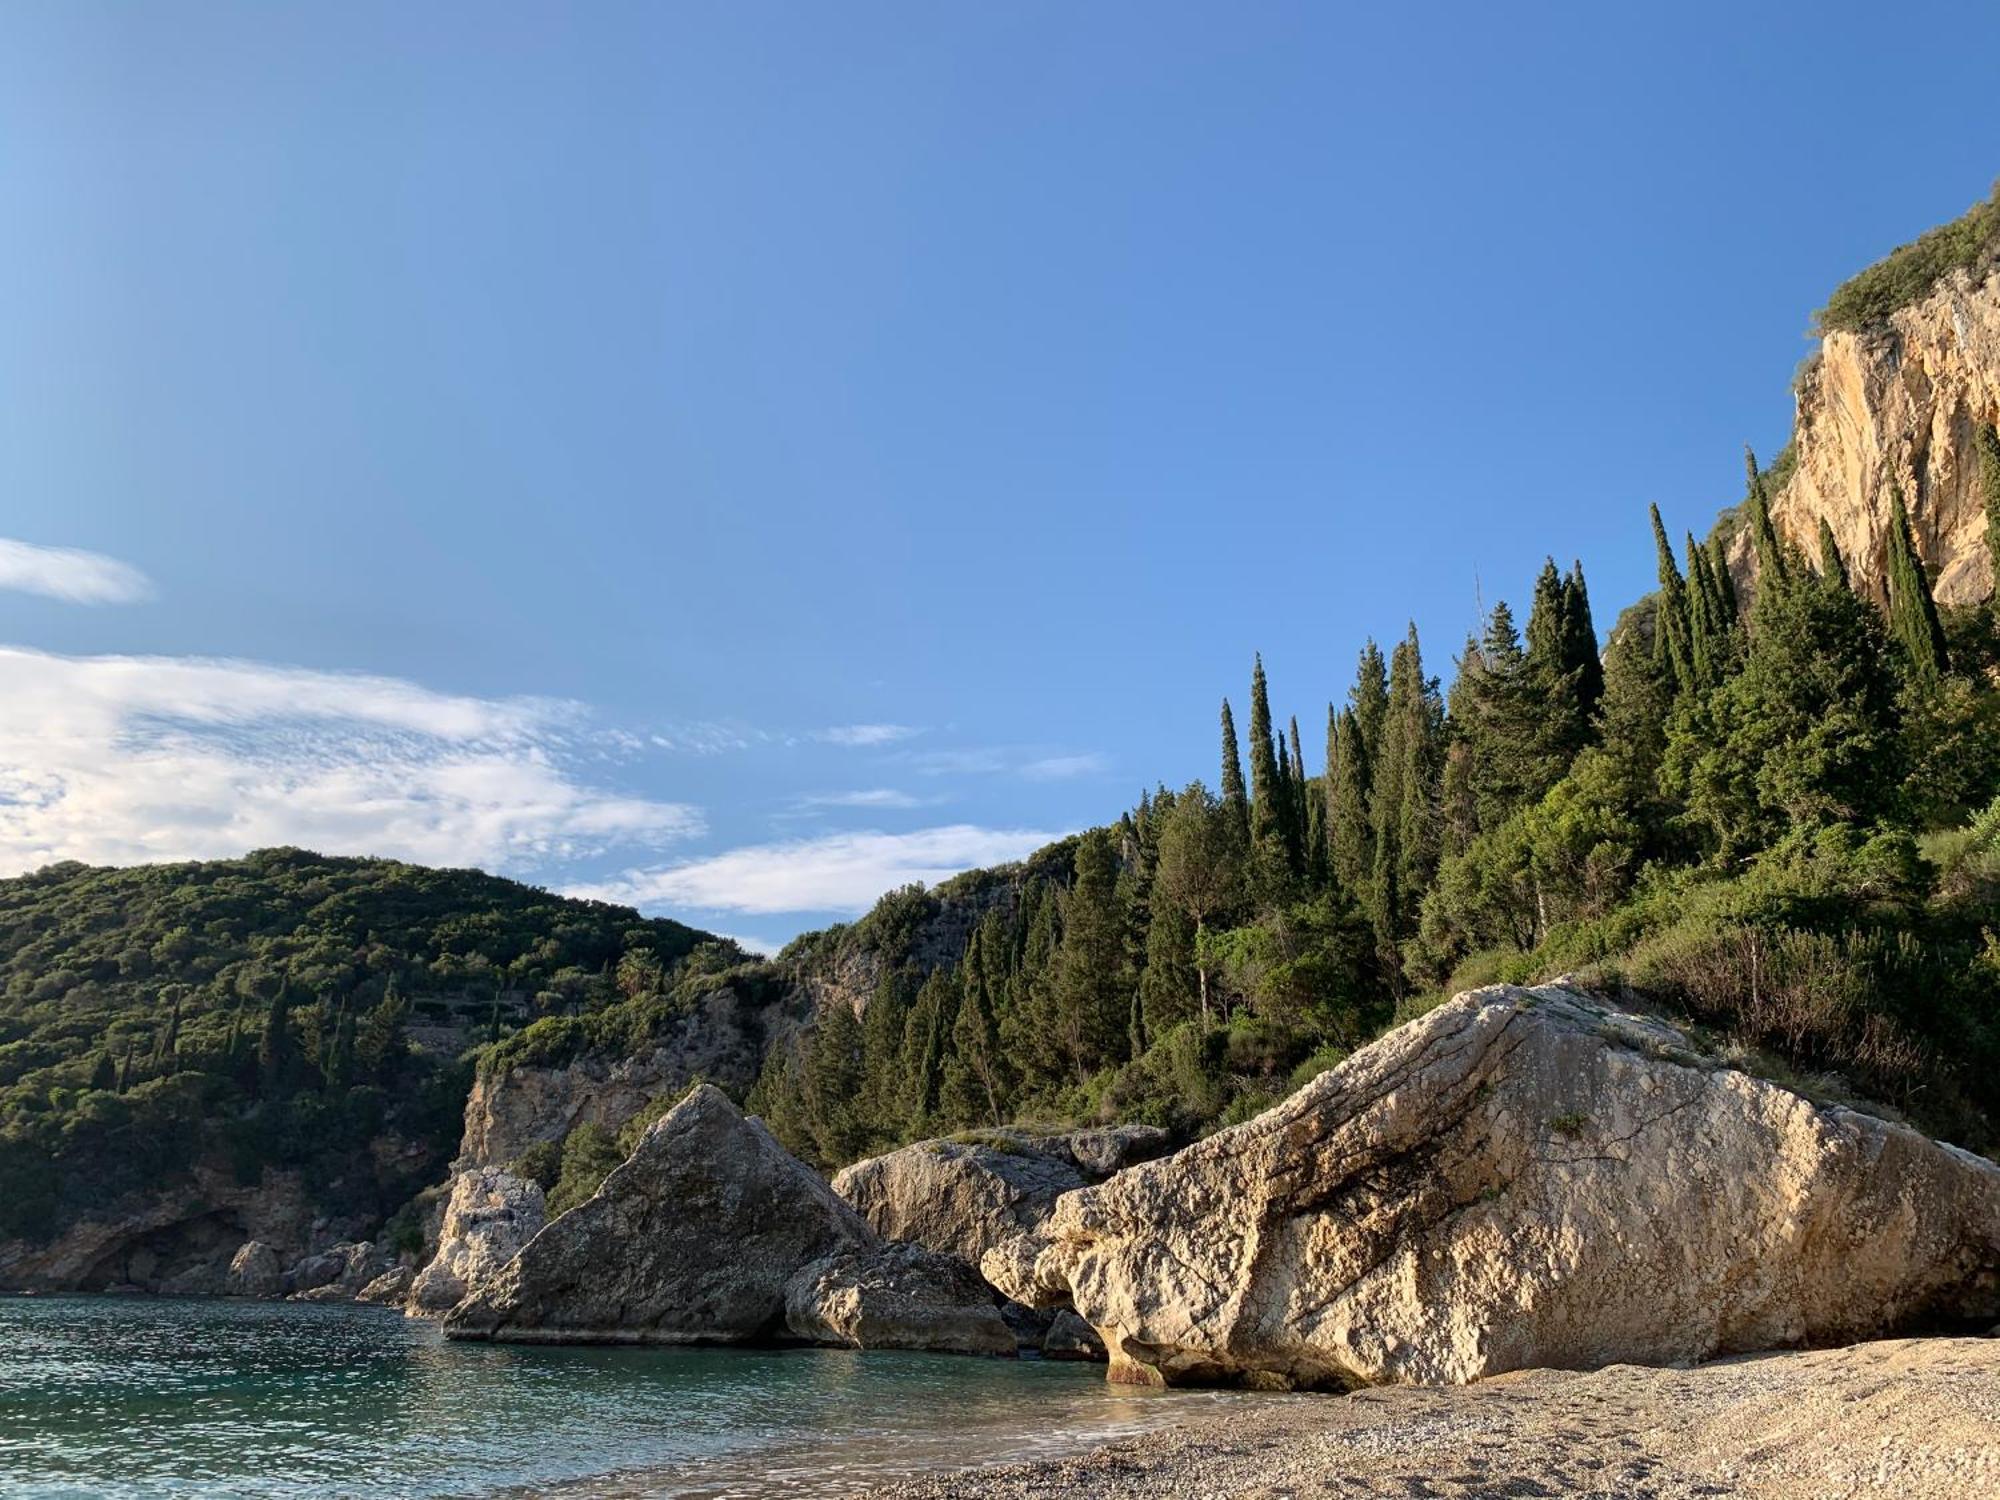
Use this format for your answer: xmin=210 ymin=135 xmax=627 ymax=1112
xmin=871 ymin=1336 xmax=2000 ymax=1500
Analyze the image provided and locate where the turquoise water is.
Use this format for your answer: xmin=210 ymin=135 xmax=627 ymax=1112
xmin=0 ymin=1296 xmax=1219 ymax=1498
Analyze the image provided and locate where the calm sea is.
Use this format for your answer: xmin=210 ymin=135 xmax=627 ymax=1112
xmin=0 ymin=1295 xmax=1226 ymax=1498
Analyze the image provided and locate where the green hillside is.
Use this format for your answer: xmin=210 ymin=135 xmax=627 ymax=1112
xmin=0 ymin=848 xmax=733 ymax=1243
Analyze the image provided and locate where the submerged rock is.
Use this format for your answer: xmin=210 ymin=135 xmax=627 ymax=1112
xmin=783 ymin=1242 xmax=1015 ymax=1356
xmin=407 ymin=1168 xmax=545 ymax=1315
xmin=989 ymin=983 xmax=2000 ymax=1390
xmin=444 ymin=1085 xmax=873 ymax=1345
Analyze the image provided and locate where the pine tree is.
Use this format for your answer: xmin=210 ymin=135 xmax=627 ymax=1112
xmin=802 ymin=1001 xmax=865 ymax=1161
xmin=1650 ymin=504 xmax=1697 ymax=695
xmin=1218 ymin=699 xmax=1249 ymax=841
xmin=1885 ymin=487 xmax=1950 ymax=686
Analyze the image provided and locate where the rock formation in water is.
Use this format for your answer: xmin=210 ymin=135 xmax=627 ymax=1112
xmin=830 ymin=1125 xmax=1167 ymax=1267
xmin=407 ymin=1166 xmax=546 ymax=1314
xmin=445 ymin=1084 xmax=1005 ymax=1351
xmin=783 ymin=1241 xmax=1016 ymax=1356
xmin=986 ymin=983 xmax=2000 ymax=1390
xmin=1731 ymin=267 xmax=2000 ymax=607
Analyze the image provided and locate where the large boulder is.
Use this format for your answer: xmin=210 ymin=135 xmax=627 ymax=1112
xmin=832 ymin=1125 xmax=1170 ymax=1266
xmin=407 ymin=1168 xmax=546 ymax=1315
xmin=988 ymin=983 xmax=2000 ymax=1390
xmin=356 ymin=1265 xmax=414 ymax=1306
xmin=783 ymin=1242 xmax=1015 ymax=1356
xmin=444 ymin=1085 xmax=874 ymax=1344
xmin=285 ymin=1241 xmax=387 ymax=1300
xmin=226 ymin=1240 xmax=283 ymax=1298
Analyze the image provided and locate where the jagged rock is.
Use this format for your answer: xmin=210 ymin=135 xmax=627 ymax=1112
xmin=356 ymin=1265 xmax=414 ymax=1306
xmin=1729 ymin=266 xmax=2000 ymax=608
xmin=989 ymin=983 xmax=2000 ymax=1391
xmin=407 ymin=1168 xmax=545 ymax=1315
xmin=832 ymin=1125 xmax=1170 ymax=1267
xmin=457 ymin=986 xmax=808 ymax=1171
xmin=1041 ymin=1308 xmax=1105 ymax=1361
xmin=226 ymin=1240 xmax=284 ymax=1298
xmin=783 ymin=1242 xmax=1015 ymax=1356
xmin=444 ymin=1085 xmax=872 ymax=1344
xmin=284 ymin=1241 xmax=386 ymax=1300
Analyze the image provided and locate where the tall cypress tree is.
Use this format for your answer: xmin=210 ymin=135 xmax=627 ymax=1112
xmin=948 ymin=922 xmax=1008 ymax=1124
xmin=1706 ymin=535 xmax=1740 ymax=626
xmin=1351 ymin=641 xmax=1388 ymax=762
xmin=1524 ymin=560 xmax=1587 ymax=763
xmin=1368 ymin=626 xmax=1442 ymax=968
xmin=1817 ymin=518 xmax=1850 ymax=591
xmin=1327 ymin=706 xmax=1373 ymax=896
xmin=1051 ymin=829 xmax=1129 ymax=1082
xmin=1744 ymin=444 xmax=1790 ymax=593
xmin=1218 ymin=699 xmax=1249 ymax=841
xmin=1981 ymin=424 xmax=2000 ymax=597
xmin=1885 ymin=488 xmax=1949 ymax=685
xmin=1561 ymin=560 xmax=1605 ymax=721
xmin=1246 ymin=656 xmax=1293 ymax=890
xmin=1650 ymin=504 xmax=1697 ymax=696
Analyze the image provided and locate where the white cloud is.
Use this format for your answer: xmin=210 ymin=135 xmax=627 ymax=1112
xmin=1020 ymin=752 xmax=1110 ymax=781
xmin=0 ymin=538 xmax=154 ymax=605
xmin=795 ymin=788 xmax=929 ymax=810
xmin=815 ymin=723 xmax=922 ymax=747
xmin=0 ymin=646 xmax=703 ymax=876
xmin=575 ymin=824 xmax=1065 ymax=917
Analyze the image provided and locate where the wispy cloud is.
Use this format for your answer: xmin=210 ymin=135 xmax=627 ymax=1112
xmin=1020 ymin=752 xmax=1110 ymax=781
xmin=814 ymin=723 xmax=922 ymax=747
xmin=794 ymin=788 xmax=932 ymax=811
xmin=0 ymin=646 xmax=703 ymax=876
xmin=0 ymin=539 xmax=154 ymax=605
xmin=574 ymin=824 xmax=1065 ymax=917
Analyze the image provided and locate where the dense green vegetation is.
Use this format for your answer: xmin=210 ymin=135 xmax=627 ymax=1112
xmin=1817 ymin=181 xmax=2000 ymax=332
xmin=754 ymin=437 xmax=2000 ymax=1167
xmin=0 ymin=848 xmax=728 ymax=1242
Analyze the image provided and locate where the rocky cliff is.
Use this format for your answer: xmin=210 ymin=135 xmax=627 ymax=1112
xmin=1732 ymin=267 xmax=2000 ymax=607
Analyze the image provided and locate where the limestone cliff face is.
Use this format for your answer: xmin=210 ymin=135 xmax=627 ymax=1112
xmin=457 ymin=983 xmax=809 ymax=1172
xmin=1735 ymin=268 xmax=2000 ymax=607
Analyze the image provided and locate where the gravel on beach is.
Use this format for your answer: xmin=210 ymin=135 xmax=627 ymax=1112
xmin=872 ymin=1335 xmax=2000 ymax=1500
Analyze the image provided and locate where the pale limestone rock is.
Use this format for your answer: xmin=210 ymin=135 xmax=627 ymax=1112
xmin=783 ymin=1242 xmax=1015 ymax=1356
xmin=989 ymin=983 xmax=2000 ymax=1390
xmin=407 ymin=1168 xmax=545 ymax=1315
xmin=832 ymin=1125 xmax=1169 ymax=1266
xmin=443 ymin=1085 xmax=872 ymax=1344
xmin=284 ymin=1241 xmax=386 ymax=1299
xmin=356 ymin=1265 xmax=414 ymax=1305
xmin=226 ymin=1240 xmax=284 ymax=1298
xmin=456 ymin=986 xmax=805 ymax=1171
xmin=1730 ymin=268 xmax=2000 ymax=608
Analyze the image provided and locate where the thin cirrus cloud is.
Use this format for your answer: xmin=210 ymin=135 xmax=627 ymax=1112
xmin=0 ymin=645 xmax=703 ymax=877
xmin=794 ymin=788 xmax=932 ymax=810
xmin=0 ymin=537 xmax=154 ymax=605
xmin=813 ymin=723 xmax=922 ymax=747
xmin=574 ymin=824 xmax=1066 ymax=917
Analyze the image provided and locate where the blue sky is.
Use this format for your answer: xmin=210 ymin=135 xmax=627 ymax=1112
xmin=2 ymin=3 xmax=1997 ymax=950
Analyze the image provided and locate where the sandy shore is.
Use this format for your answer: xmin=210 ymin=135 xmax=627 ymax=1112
xmin=875 ymin=1336 xmax=2000 ymax=1499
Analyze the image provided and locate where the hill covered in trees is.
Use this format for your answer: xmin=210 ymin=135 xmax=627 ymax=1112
xmin=0 ymin=849 xmax=735 ymax=1244
xmin=749 ymin=441 xmax=2000 ymax=1168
